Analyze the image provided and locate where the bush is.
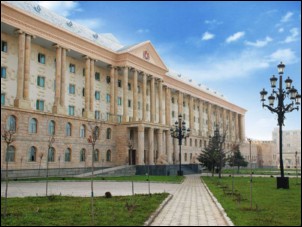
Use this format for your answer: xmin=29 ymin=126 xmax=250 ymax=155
xmin=105 ymin=191 xmax=112 ymax=198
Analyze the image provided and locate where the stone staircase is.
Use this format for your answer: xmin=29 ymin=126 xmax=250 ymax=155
xmin=75 ymin=165 xmax=136 ymax=177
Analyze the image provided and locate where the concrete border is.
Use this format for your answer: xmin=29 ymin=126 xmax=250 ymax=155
xmin=201 ymin=178 xmax=234 ymax=226
xmin=144 ymin=194 xmax=173 ymax=226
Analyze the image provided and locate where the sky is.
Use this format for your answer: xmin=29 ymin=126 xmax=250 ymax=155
xmin=38 ymin=1 xmax=301 ymax=141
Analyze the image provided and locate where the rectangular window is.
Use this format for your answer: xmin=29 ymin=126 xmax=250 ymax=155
xmin=68 ymin=106 xmax=75 ymax=116
xmin=128 ymin=83 xmax=131 ymax=91
xmin=118 ymin=80 xmax=122 ymax=88
xmin=37 ymin=76 xmax=45 ymax=87
xmin=106 ymin=75 xmax=110 ymax=84
xmin=95 ymin=110 xmax=100 ymax=120
xmin=106 ymin=112 xmax=110 ymax=121
xmin=128 ymin=100 xmax=131 ymax=108
xmin=172 ymin=111 xmax=175 ymax=118
xmin=1 ymin=41 xmax=7 ymax=52
xmin=69 ymin=64 xmax=75 ymax=73
xmin=138 ymin=86 xmax=141 ymax=93
xmin=106 ymin=94 xmax=110 ymax=103
xmin=1 ymin=93 xmax=5 ymax=106
xmin=38 ymin=53 xmax=45 ymax=64
xmin=118 ymin=97 xmax=122 ymax=106
xmin=69 ymin=84 xmax=75 ymax=94
xmin=1 ymin=67 xmax=6 ymax=78
xmin=36 ymin=100 xmax=44 ymax=111
xmin=83 ymin=68 xmax=85 ymax=77
xmin=95 ymin=72 xmax=100 ymax=81
xmin=117 ymin=115 xmax=122 ymax=123
xmin=138 ymin=101 xmax=141 ymax=110
xmin=95 ymin=91 xmax=100 ymax=100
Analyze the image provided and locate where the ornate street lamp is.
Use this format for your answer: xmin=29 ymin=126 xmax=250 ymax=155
xmin=170 ymin=114 xmax=190 ymax=176
xmin=260 ymin=62 xmax=300 ymax=189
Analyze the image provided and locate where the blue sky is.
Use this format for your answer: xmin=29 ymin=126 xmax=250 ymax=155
xmin=39 ymin=1 xmax=301 ymax=140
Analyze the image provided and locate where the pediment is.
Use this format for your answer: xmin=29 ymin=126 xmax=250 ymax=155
xmin=119 ymin=41 xmax=168 ymax=71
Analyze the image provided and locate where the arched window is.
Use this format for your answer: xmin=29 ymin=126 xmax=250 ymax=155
xmin=48 ymin=147 xmax=55 ymax=162
xmin=28 ymin=146 xmax=37 ymax=162
xmin=106 ymin=128 xmax=111 ymax=139
xmin=65 ymin=148 xmax=71 ymax=162
xmin=106 ymin=150 xmax=111 ymax=162
xmin=48 ymin=120 xmax=55 ymax=135
xmin=29 ymin=118 xmax=37 ymax=133
xmin=80 ymin=124 xmax=86 ymax=138
xmin=7 ymin=115 xmax=16 ymax=131
xmin=6 ymin=145 xmax=15 ymax=162
xmin=66 ymin=122 xmax=72 ymax=136
xmin=80 ymin=148 xmax=86 ymax=162
xmin=94 ymin=149 xmax=99 ymax=162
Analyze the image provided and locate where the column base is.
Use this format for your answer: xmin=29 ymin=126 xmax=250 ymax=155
xmin=52 ymin=105 xmax=65 ymax=115
xmin=14 ymin=98 xmax=31 ymax=109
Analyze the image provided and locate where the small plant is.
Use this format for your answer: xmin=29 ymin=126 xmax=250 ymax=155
xmin=105 ymin=191 xmax=112 ymax=198
xmin=47 ymin=194 xmax=56 ymax=201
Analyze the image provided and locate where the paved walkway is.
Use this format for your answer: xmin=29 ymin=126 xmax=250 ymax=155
xmin=150 ymin=175 xmax=231 ymax=226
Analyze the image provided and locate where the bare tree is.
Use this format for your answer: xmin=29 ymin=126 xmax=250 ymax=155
xmin=87 ymin=121 xmax=104 ymax=225
xmin=1 ymin=126 xmax=16 ymax=217
xmin=46 ymin=134 xmax=55 ymax=196
xmin=38 ymin=152 xmax=44 ymax=177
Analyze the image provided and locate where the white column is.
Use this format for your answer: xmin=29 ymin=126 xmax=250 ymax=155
xmin=159 ymin=79 xmax=163 ymax=124
xmin=148 ymin=128 xmax=154 ymax=165
xmin=166 ymin=130 xmax=172 ymax=164
xmin=157 ymin=129 xmax=163 ymax=163
xmin=133 ymin=69 xmax=138 ymax=121
xmin=137 ymin=125 xmax=145 ymax=165
xmin=142 ymin=72 xmax=147 ymax=121
xmin=150 ymin=76 xmax=155 ymax=123
xmin=122 ymin=67 xmax=128 ymax=122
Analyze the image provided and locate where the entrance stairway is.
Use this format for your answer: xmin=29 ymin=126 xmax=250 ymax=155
xmin=75 ymin=165 xmax=136 ymax=177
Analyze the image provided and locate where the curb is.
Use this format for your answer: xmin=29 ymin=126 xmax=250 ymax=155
xmin=201 ymin=178 xmax=234 ymax=226
xmin=144 ymin=194 xmax=173 ymax=226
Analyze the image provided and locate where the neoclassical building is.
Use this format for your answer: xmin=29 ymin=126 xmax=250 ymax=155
xmin=1 ymin=1 xmax=246 ymax=171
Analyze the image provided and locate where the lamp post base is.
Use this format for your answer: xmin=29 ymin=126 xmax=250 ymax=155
xmin=277 ymin=177 xmax=289 ymax=189
xmin=177 ymin=170 xmax=183 ymax=176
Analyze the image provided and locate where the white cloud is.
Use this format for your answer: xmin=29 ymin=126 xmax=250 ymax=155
xmin=268 ymin=48 xmax=296 ymax=64
xmin=38 ymin=1 xmax=81 ymax=17
xmin=73 ymin=19 xmax=105 ymax=30
xmin=225 ymin=32 xmax=245 ymax=43
xmin=204 ymin=19 xmax=223 ymax=25
xmin=202 ymin=32 xmax=215 ymax=41
xmin=278 ymin=28 xmax=284 ymax=33
xmin=136 ymin=29 xmax=150 ymax=34
xmin=245 ymin=36 xmax=273 ymax=47
xmin=283 ymin=28 xmax=299 ymax=43
xmin=281 ymin=11 xmax=294 ymax=23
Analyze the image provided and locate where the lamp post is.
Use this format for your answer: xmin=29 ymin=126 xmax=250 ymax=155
xmin=260 ymin=62 xmax=301 ymax=189
xmin=170 ymin=114 xmax=190 ymax=176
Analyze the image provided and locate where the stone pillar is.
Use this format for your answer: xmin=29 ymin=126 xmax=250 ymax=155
xmin=229 ymin=111 xmax=232 ymax=141
xmin=60 ymin=48 xmax=66 ymax=108
xmin=178 ymin=91 xmax=183 ymax=116
xmin=150 ymin=76 xmax=155 ymax=123
xmin=114 ymin=67 xmax=119 ymax=117
xmin=207 ymin=102 xmax=212 ymax=136
xmin=166 ymin=130 xmax=172 ymax=164
xmin=148 ymin=128 xmax=154 ymax=165
xmin=54 ymin=45 xmax=61 ymax=107
xmin=189 ymin=96 xmax=194 ymax=132
xmin=142 ymin=72 xmax=147 ymax=121
xmin=16 ymin=30 xmax=25 ymax=100
xmin=84 ymin=57 xmax=91 ymax=118
xmin=122 ymin=67 xmax=128 ymax=122
xmin=109 ymin=66 xmax=115 ymax=121
xmin=157 ymin=129 xmax=163 ymax=163
xmin=235 ymin=113 xmax=239 ymax=141
xmin=90 ymin=59 xmax=95 ymax=113
xmin=239 ymin=114 xmax=246 ymax=141
xmin=165 ymin=86 xmax=171 ymax=126
xmin=133 ymin=69 xmax=138 ymax=121
xmin=137 ymin=125 xmax=145 ymax=165
xmin=222 ymin=108 xmax=227 ymax=134
xmin=199 ymin=100 xmax=203 ymax=136
xmin=23 ymin=34 xmax=31 ymax=100
xmin=158 ymin=79 xmax=163 ymax=124
xmin=174 ymin=138 xmax=179 ymax=163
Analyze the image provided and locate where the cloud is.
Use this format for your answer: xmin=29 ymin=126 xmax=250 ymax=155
xmin=281 ymin=11 xmax=294 ymax=23
xmin=204 ymin=19 xmax=223 ymax=25
xmin=283 ymin=28 xmax=299 ymax=43
xmin=278 ymin=28 xmax=284 ymax=33
xmin=73 ymin=19 xmax=105 ymax=30
xmin=38 ymin=1 xmax=81 ymax=17
xmin=136 ymin=29 xmax=150 ymax=34
xmin=245 ymin=36 xmax=273 ymax=47
xmin=267 ymin=48 xmax=296 ymax=64
xmin=225 ymin=32 xmax=245 ymax=43
xmin=202 ymin=32 xmax=215 ymax=41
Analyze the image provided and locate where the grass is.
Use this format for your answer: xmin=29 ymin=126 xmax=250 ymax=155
xmin=221 ymin=168 xmax=301 ymax=176
xmin=4 ymin=175 xmax=184 ymax=183
xmin=202 ymin=176 xmax=301 ymax=226
xmin=1 ymin=193 xmax=168 ymax=226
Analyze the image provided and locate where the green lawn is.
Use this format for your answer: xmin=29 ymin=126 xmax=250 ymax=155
xmin=221 ymin=168 xmax=301 ymax=176
xmin=5 ymin=175 xmax=184 ymax=183
xmin=202 ymin=176 xmax=301 ymax=226
xmin=1 ymin=193 xmax=168 ymax=226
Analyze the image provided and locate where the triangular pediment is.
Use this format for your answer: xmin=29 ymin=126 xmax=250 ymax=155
xmin=118 ymin=41 xmax=168 ymax=71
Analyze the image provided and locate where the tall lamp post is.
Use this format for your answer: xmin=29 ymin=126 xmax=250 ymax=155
xmin=260 ymin=62 xmax=301 ymax=189
xmin=170 ymin=114 xmax=190 ymax=176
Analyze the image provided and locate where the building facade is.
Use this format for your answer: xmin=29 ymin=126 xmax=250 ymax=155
xmin=1 ymin=1 xmax=246 ymax=171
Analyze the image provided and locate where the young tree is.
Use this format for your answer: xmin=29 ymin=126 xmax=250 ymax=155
xmin=1 ymin=125 xmax=16 ymax=217
xmin=46 ymin=134 xmax=55 ymax=196
xmin=197 ymin=125 xmax=227 ymax=178
xmin=229 ymin=145 xmax=248 ymax=174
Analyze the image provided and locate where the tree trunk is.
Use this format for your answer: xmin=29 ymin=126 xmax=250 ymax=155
xmin=4 ymin=144 xmax=9 ymax=217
